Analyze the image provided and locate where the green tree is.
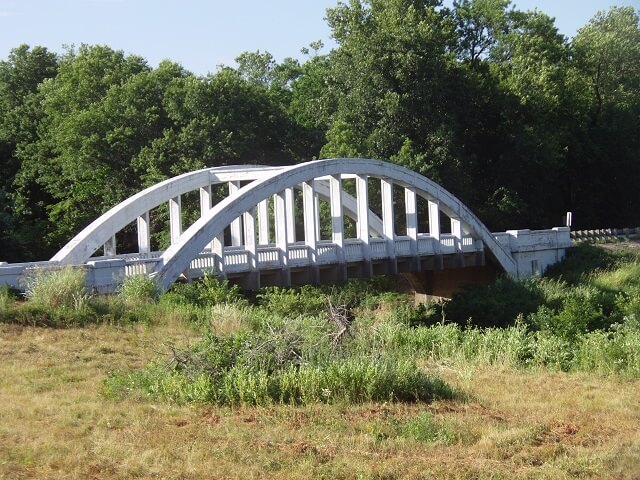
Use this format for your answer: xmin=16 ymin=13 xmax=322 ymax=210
xmin=567 ymin=7 xmax=640 ymax=227
xmin=320 ymin=0 xmax=460 ymax=163
xmin=0 ymin=45 xmax=58 ymax=260
xmin=453 ymin=0 xmax=511 ymax=66
xmin=12 ymin=45 xmax=172 ymax=250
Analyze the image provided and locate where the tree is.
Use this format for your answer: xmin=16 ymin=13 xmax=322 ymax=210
xmin=572 ymin=7 xmax=640 ymax=127
xmin=453 ymin=0 xmax=511 ymax=66
xmin=567 ymin=7 xmax=640 ymax=226
xmin=0 ymin=45 xmax=58 ymax=260
xmin=321 ymin=0 xmax=459 ymax=160
xmin=11 ymin=45 xmax=166 ymax=249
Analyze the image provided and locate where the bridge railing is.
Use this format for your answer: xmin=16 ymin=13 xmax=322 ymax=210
xmin=0 ymin=229 xmax=569 ymax=293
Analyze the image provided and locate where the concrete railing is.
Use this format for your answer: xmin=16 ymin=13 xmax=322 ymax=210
xmin=0 ymin=228 xmax=572 ymax=293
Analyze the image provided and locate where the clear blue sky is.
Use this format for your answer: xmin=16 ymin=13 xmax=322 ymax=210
xmin=0 ymin=0 xmax=637 ymax=75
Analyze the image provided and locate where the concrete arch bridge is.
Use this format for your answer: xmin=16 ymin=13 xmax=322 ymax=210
xmin=0 ymin=158 xmax=571 ymax=297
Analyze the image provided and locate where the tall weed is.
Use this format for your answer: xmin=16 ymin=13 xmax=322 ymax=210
xmin=23 ymin=266 xmax=90 ymax=310
xmin=0 ymin=284 xmax=15 ymax=313
xmin=118 ymin=275 xmax=159 ymax=305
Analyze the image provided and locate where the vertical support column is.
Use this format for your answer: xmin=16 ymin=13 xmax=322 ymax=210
xmin=169 ymin=195 xmax=182 ymax=245
xmin=199 ymin=185 xmax=213 ymax=252
xmin=199 ymin=185 xmax=212 ymax=217
xmin=243 ymin=207 xmax=260 ymax=289
xmin=451 ymin=217 xmax=465 ymax=267
xmin=274 ymin=191 xmax=291 ymax=286
xmin=450 ymin=218 xmax=462 ymax=241
xmin=428 ymin=199 xmax=443 ymax=269
xmin=303 ymin=180 xmax=319 ymax=283
xmin=405 ymin=187 xmax=420 ymax=272
xmin=212 ymin=234 xmax=226 ymax=279
xmin=285 ymin=187 xmax=296 ymax=244
xmin=103 ymin=235 xmax=116 ymax=257
xmin=329 ymin=174 xmax=347 ymax=282
xmin=314 ymin=189 xmax=321 ymax=242
xmin=356 ymin=174 xmax=372 ymax=276
xmin=228 ymin=181 xmax=243 ymax=246
xmin=428 ymin=200 xmax=441 ymax=240
xmin=381 ymin=178 xmax=397 ymax=275
xmin=137 ymin=211 xmax=151 ymax=255
xmin=257 ymin=199 xmax=270 ymax=245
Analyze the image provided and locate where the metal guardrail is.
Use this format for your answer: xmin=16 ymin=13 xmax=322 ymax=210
xmin=570 ymin=228 xmax=640 ymax=242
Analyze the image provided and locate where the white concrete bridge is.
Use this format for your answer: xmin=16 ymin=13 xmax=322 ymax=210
xmin=0 ymin=158 xmax=571 ymax=294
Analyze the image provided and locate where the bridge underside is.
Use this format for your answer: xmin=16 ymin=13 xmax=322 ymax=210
xmin=226 ymin=248 xmax=489 ymax=293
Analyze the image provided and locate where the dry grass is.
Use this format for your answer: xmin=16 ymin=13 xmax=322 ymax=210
xmin=1 ymin=322 xmax=639 ymax=479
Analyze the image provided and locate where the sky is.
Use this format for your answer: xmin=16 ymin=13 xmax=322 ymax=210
xmin=0 ymin=0 xmax=638 ymax=75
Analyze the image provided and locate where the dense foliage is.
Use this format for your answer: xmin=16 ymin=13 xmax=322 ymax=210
xmin=1 ymin=2 xmax=639 ymax=261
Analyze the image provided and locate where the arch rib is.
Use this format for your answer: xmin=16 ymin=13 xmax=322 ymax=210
xmin=154 ymin=158 xmax=517 ymax=291
xmin=52 ymin=165 xmax=384 ymax=265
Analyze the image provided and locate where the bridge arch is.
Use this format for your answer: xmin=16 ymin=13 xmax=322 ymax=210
xmin=154 ymin=158 xmax=517 ymax=291
xmin=51 ymin=164 xmax=385 ymax=265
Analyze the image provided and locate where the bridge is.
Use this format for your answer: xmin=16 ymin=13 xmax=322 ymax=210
xmin=0 ymin=158 xmax=571 ymax=296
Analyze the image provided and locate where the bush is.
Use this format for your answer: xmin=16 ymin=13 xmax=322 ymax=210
xmin=615 ymin=287 xmax=640 ymax=322
xmin=257 ymin=285 xmax=327 ymax=317
xmin=528 ymin=286 xmax=612 ymax=338
xmin=573 ymin=323 xmax=640 ymax=377
xmin=23 ymin=266 xmax=90 ymax=310
xmin=197 ymin=272 xmax=244 ymax=306
xmin=107 ymin=356 xmax=458 ymax=406
xmin=118 ymin=275 xmax=159 ymax=305
xmin=432 ymin=277 xmax=544 ymax=328
xmin=161 ymin=272 xmax=245 ymax=307
xmin=0 ymin=284 xmax=15 ymax=313
xmin=106 ymin=310 xmax=461 ymax=406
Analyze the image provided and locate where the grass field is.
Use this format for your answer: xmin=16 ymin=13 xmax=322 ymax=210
xmin=1 ymin=318 xmax=639 ymax=479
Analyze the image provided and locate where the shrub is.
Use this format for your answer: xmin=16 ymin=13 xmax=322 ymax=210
xmin=573 ymin=325 xmax=640 ymax=377
xmin=161 ymin=272 xmax=245 ymax=307
xmin=107 ymin=356 xmax=458 ymax=406
xmin=197 ymin=272 xmax=244 ymax=306
xmin=615 ymin=287 xmax=640 ymax=322
xmin=23 ymin=266 xmax=90 ymax=310
xmin=257 ymin=285 xmax=327 ymax=317
xmin=433 ymin=277 xmax=544 ymax=328
xmin=106 ymin=310 xmax=461 ymax=406
xmin=528 ymin=286 xmax=611 ymax=338
xmin=118 ymin=275 xmax=159 ymax=305
xmin=0 ymin=284 xmax=15 ymax=313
